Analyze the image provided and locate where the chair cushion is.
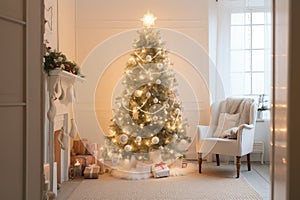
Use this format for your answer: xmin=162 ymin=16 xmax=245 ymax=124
xmin=213 ymin=113 xmax=240 ymax=138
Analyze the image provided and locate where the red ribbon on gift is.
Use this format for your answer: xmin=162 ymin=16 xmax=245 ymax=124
xmin=154 ymin=162 xmax=166 ymax=169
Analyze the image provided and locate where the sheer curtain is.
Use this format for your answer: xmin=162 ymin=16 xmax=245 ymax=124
xmin=213 ymin=0 xmax=272 ymax=99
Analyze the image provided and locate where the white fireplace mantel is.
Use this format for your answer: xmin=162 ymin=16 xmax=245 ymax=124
xmin=46 ymin=69 xmax=85 ymax=195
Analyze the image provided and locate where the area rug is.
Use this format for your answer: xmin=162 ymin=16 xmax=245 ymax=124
xmin=66 ymin=163 xmax=263 ymax=200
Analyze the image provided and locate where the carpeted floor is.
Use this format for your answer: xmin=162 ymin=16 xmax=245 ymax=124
xmin=63 ymin=163 xmax=263 ymax=200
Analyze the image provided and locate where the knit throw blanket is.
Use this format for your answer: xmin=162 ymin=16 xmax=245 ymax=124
xmin=225 ymin=98 xmax=254 ymax=125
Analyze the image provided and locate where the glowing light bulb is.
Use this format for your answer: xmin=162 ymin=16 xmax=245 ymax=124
xmin=134 ymin=89 xmax=143 ymax=97
xmin=141 ymin=11 xmax=157 ymax=28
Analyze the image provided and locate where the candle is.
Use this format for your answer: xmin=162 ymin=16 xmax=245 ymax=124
xmin=74 ymin=159 xmax=80 ymax=166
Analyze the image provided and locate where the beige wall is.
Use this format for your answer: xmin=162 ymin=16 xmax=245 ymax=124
xmin=0 ymin=0 xmax=43 ymax=199
xmin=74 ymin=0 xmax=208 ymax=64
xmin=58 ymin=0 xmax=76 ymax=60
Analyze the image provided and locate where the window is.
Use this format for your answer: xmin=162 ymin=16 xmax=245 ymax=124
xmin=229 ymin=11 xmax=271 ymax=96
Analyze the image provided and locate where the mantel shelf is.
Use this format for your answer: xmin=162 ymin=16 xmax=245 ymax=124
xmin=48 ymin=68 xmax=86 ymax=83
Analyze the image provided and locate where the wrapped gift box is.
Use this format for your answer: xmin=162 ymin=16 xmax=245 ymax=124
xmin=171 ymin=159 xmax=182 ymax=168
xmin=171 ymin=159 xmax=188 ymax=168
xmin=152 ymin=162 xmax=170 ymax=178
xmin=136 ymin=162 xmax=152 ymax=173
xmin=84 ymin=165 xmax=100 ymax=179
xmin=153 ymin=167 xmax=170 ymax=178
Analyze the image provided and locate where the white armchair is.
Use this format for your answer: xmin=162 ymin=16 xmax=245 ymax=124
xmin=196 ymin=97 xmax=257 ymax=178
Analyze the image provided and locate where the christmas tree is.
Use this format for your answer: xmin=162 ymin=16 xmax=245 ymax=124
xmin=102 ymin=12 xmax=191 ymax=170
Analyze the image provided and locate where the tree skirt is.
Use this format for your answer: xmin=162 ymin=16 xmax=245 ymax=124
xmin=110 ymin=163 xmax=197 ymax=180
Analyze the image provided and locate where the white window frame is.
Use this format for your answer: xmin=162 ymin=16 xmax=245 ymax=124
xmin=229 ymin=10 xmax=272 ymax=98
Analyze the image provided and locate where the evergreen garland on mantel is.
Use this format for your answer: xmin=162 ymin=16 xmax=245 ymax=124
xmin=43 ymin=46 xmax=84 ymax=77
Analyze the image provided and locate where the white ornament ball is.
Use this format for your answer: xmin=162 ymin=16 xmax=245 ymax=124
xmin=146 ymin=92 xmax=151 ymax=98
xmin=173 ymin=134 xmax=178 ymax=140
xmin=124 ymin=145 xmax=132 ymax=152
xmin=152 ymin=136 xmax=159 ymax=144
xmin=153 ymin=97 xmax=159 ymax=104
xmin=177 ymin=139 xmax=188 ymax=151
xmin=155 ymin=79 xmax=161 ymax=84
xmin=180 ymin=139 xmax=187 ymax=145
xmin=157 ymin=63 xmax=163 ymax=69
xmin=136 ymin=136 xmax=142 ymax=143
xmin=119 ymin=134 xmax=128 ymax=144
xmin=153 ymin=115 xmax=158 ymax=121
xmin=146 ymin=55 xmax=152 ymax=62
xmin=175 ymin=108 xmax=181 ymax=114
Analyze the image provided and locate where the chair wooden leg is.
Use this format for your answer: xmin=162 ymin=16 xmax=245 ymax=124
xmin=198 ymin=153 xmax=202 ymax=174
xmin=236 ymin=156 xmax=241 ymax=178
xmin=216 ymin=154 xmax=220 ymax=166
xmin=247 ymin=153 xmax=251 ymax=171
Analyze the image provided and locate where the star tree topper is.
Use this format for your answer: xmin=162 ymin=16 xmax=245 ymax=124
xmin=141 ymin=11 xmax=157 ymax=28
